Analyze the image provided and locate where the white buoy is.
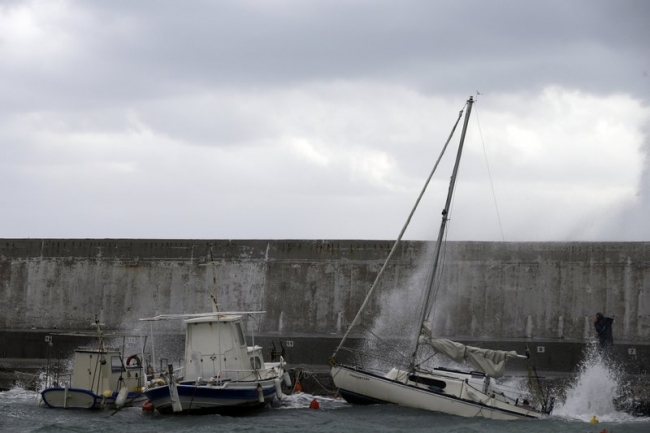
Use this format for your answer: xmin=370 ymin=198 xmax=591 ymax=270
xmin=274 ymin=378 xmax=284 ymax=399
xmin=257 ymin=384 xmax=264 ymax=403
xmin=115 ymin=387 xmax=129 ymax=409
xmin=283 ymin=371 xmax=292 ymax=387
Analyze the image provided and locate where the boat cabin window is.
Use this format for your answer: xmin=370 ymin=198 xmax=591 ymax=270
xmin=235 ymin=322 xmax=246 ymax=346
xmin=250 ymin=356 xmax=262 ymax=370
xmin=111 ymin=356 xmax=125 ymax=373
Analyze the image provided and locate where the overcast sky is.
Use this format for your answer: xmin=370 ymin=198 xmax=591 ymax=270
xmin=1 ymin=0 xmax=649 ymax=241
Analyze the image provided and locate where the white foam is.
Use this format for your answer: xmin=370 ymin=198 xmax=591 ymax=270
xmin=552 ymin=343 xmax=645 ymax=423
xmin=0 ymin=387 xmax=38 ymax=402
xmin=273 ymin=392 xmax=348 ymax=410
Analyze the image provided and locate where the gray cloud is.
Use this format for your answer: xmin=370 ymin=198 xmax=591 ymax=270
xmin=1 ymin=0 xmax=649 ymax=240
xmin=3 ymin=1 xmax=649 ymax=110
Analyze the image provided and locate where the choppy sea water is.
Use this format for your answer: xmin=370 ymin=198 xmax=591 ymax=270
xmin=1 ymin=387 xmax=648 ymax=433
xmin=3 ymin=344 xmax=648 ymax=433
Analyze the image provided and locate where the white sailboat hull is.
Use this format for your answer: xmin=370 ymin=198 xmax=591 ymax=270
xmin=331 ymin=365 xmax=544 ymax=421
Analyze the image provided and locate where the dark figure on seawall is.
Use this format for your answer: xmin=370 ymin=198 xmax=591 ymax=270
xmin=593 ymin=312 xmax=614 ymax=349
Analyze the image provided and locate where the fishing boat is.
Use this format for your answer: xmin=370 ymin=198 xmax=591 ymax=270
xmin=40 ymin=317 xmax=146 ymax=410
xmin=329 ymin=96 xmax=554 ymax=420
xmin=140 ymin=296 xmax=289 ymax=414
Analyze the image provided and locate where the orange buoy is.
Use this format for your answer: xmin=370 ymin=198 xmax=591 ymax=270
xmin=293 ymin=380 xmax=303 ymax=393
xmin=142 ymin=400 xmax=154 ymax=412
xmin=309 ymin=398 xmax=320 ymax=410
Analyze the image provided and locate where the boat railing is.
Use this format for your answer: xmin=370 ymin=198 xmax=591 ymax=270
xmin=335 ymin=346 xmax=413 ymax=374
xmin=47 ymin=373 xmax=72 ymax=389
xmin=146 ymin=364 xmax=185 ymax=386
xmin=166 ymin=366 xmax=185 ymax=381
xmin=192 ymin=366 xmax=275 ymax=384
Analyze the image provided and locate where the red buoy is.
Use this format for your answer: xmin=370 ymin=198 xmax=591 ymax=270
xmin=309 ymin=398 xmax=320 ymax=410
xmin=142 ymin=400 xmax=154 ymax=412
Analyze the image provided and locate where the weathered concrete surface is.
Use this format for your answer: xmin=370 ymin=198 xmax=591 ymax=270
xmin=2 ymin=330 xmax=648 ymax=375
xmin=2 ymin=239 xmax=649 ymax=343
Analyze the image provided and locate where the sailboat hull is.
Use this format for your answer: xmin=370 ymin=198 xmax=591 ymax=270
xmin=331 ymin=365 xmax=543 ymax=420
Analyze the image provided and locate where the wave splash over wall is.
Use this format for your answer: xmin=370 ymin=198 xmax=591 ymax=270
xmin=553 ymin=342 xmax=642 ymax=423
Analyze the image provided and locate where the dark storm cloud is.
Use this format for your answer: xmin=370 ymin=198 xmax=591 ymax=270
xmin=77 ymin=0 xmax=649 ymax=95
xmin=3 ymin=0 xmax=648 ymax=116
xmin=1 ymin=0 xmax=649 ymax=240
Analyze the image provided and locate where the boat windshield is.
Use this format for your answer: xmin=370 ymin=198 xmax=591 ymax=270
xmin=111 ymin=356 xmax=125 ymax=373
xmin=235 ymin=322 xmax=246 ymax=346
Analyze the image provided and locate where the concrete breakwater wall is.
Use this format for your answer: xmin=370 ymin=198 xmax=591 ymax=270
xmin=1 ymin=239 xmax=650 ymax=343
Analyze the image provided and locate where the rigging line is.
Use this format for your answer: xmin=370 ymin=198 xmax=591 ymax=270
xmin=347 ymin=322 xmax=414 ymax=363
xmin=430 ymin=179 xmax=456 ymax=314
xmin=361 ymin=325 xmax=413 ymax=364
xmin=413 ymin=348 xmax=441 ymax=369
xmin=426 ymin=223 xmax=449 ymax=323
xmin=422 ymin=187 xmax=456 ymax=325
xmin=331 ymin=101 xmax=468 ymax=360
xmin=474 ymin=104 xmax=505 ymax=241
xmin=414 ymin=216 xmax=450 ymax=355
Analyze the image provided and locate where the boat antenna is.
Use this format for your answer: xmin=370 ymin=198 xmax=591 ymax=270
xmin=410 ymin=95 xmax=474 ymax=370
xmin=210 ymin=293 xmax=220 ymax=313
xmin=199 ymin=261 xmax=221 ymax=313
xmin=330 ymin=100 xmax=467 ymax=362
xmin=91 ymin=315 xmax=106 ymax=353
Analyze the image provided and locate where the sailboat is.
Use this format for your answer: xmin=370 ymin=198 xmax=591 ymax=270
xmin=329 ymin=96 xmax=554 ymax=420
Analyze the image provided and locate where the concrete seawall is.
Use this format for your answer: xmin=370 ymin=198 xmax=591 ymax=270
xmin=1 ymin=239 xmax=650 ymax=372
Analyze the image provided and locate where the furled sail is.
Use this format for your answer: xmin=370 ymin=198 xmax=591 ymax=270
xmin=418 ymin=322 xmax=526 ymax=378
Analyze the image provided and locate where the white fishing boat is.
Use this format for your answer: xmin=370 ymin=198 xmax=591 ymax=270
xmin=40 ymin=317 xmax=146 ymax=410
xmin=329 ymin=96 xmax=554 ymax=420
xmin=140 ymin=296 xmax=289 ymax=414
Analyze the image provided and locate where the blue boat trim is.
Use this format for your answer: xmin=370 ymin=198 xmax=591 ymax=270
xmin=145 ymin=382 xmax=278 ymax=414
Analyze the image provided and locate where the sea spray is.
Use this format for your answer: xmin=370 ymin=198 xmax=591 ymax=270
xmin=356 ymin=242 xmax=435 ymax=371
xmin=553 ymin=341 xmax=634 ymax=422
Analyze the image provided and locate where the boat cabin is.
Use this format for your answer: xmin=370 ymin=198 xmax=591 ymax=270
xmin=183 ymin=315 xmax=265 ymax=382
xmin=70 ymin=348 xmax=143 ymax=393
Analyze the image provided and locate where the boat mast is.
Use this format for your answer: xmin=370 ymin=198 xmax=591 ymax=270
xmin=330 ymin=104 xmax=467 ymax=362
xmin=410 ymin=95 xmax=474 ymax=368
xmin=92 ymin=315 xmax=105 ymax=353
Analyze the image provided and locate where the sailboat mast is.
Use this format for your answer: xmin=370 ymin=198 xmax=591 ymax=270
xmin=330 ymin=107 xmax=467 ymax=362
xmin=412 ymin=95 xmax=474 ymax=365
